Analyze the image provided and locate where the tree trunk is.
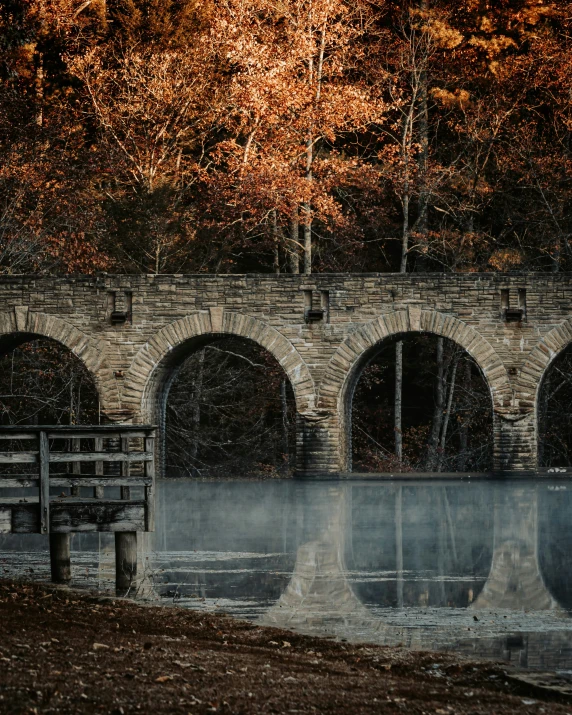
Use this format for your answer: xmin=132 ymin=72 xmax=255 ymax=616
xmin=303 ymin=204 xmax=312 ymax=274
xmin=280 ymin=379 xmax=289 ymax=469
xmin=437 ymin=354 xmax=458 ymax=472
xmin=416 ymin=60 xmax=429 ymax=271
xmin=272 ymin=209 xmax=280 ymax=274
xmin=395 ymin=99 xmax=412 ymax=461
xmin=426 ymin=337 xmax=444 ymax=471
xmin=189 ymin=349 xmax=205 ymax=467
xmin=35 ymin=52 xmax=44 ymax=127
xmin=457 ymin=360 xmax=471 ymax=471
xmin=289 ymin=208 xmax=300 ymax=274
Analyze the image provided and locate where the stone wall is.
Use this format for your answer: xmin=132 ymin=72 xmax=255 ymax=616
xmin=1 ymin=272 xmax=571 ymax=474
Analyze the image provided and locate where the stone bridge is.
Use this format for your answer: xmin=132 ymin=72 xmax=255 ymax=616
xmin=0 ymin=272 xmax=571 ymax=475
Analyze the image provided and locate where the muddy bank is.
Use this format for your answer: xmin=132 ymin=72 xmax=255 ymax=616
xmin=0 ymin=581 xmax=569 ymax=714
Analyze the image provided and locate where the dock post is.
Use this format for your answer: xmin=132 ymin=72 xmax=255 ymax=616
xmin=49 ymin=533 xmax=71 ymax=583
xmin=115 ymin=532 xmax=137 ymax=595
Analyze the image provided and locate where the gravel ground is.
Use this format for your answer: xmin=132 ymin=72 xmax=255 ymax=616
xmin=0 ymin=580 xmax=570 ymax=714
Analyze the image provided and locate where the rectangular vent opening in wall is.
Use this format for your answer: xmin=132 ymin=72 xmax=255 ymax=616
xmin=500 ymin=287 xmax=526 ymax=323
xmin=111 ymin=310 xmax=129 ymax=324
xmin=504 ymin=307 xmax=524 ymax=323
xmin=305 ymin=308 xmax=325 ymax=323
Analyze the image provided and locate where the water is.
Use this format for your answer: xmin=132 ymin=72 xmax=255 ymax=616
xmin=2 ymin=478 xmax=572 ymax=672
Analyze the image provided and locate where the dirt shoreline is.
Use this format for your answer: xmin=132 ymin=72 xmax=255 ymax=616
xmin=0 ymin=580 xmax=570 ymax=714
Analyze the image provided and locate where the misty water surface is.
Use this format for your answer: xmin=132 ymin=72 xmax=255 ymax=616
xmin=2 ymin=478 xmax=572 ymax=672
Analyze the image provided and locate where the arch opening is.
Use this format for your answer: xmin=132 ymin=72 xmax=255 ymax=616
xmin=347 ymin=333 xmax=494 ymax=473
xmin=0 ymin=333 xmax=99 ymax=426
xmin=537 ymin=342 xmax=572 ymax=468
xmin=147 ymin=335 xmax=297 ymax=478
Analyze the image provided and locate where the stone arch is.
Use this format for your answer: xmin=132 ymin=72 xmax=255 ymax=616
xmin=317 ymin=308 xmax=512 ymax=471
xmin=518 ymin=318 xmax=572 ymax=409
xmin=123 ymin=310 xmax=315 ymax=422
xmin=519 ymin=318 xmax=572 ymax=469
xmin=0 ymin=309 xmax=113 ymax=409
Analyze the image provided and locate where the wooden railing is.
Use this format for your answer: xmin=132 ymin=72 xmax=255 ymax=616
xmin=0 ymin=425 xmax=155 ymax=536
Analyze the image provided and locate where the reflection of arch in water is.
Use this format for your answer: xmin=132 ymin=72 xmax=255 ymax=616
xmin=472 ymin=487 xmax=558 ymax=611
xmin=0 ymin=309 xmax=107 ymax=412
xmin=538 ymin=487 xmax=572 ymax=610
xmin=261 ymin=485 xmax=371 ymax=629
xmin=317 ymin=309 xmax=507 ymax=471
xmin=262 ymin=483 xmax=496 ymax=628
xmin=124 ymin=311 xmax=315 ymax=474
xmin=346 ymin=484 xmax=493 ymax=609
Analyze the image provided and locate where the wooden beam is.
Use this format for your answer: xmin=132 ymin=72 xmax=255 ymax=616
xmin=0 ymin=425 xmax=155 ymax=433
xmin=48 ymin=452 xmax=153 ymax=463
xmin=0 ymin=478 xmax=39 ymax=487
xmin=0 ymin=433 xmax=38 ymax=440
xmin=0 ymin=452 xmax=38 ymax=463
xmin=94 ymin=436 xmax=104 ymax=499
xmin=50 ymin=477 xmax=152 ymax=487
xmin=144 ymin=435 xmax=155 ymax=532
xmin=120 ymin=436 xmax=130 ymax=501
xmin=39 ymin=431 xmax=50 ymax=534
xmin=50 ymin=501 xmax=146 ymax=533
xmin=47 ymin=430 xmax=154 ymax=440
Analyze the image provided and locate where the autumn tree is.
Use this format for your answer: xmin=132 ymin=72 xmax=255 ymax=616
xmin=202 ymin=0 xmax=387 ymax=274
xmin=0 ymin=0 xmax=109 ymax=274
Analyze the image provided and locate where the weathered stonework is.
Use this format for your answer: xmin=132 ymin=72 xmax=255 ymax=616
xmin=0 ymin=272 xmax=570 ymax=475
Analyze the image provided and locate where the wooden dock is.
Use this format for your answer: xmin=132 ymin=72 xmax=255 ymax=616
xmin=0 ymin=424 xmax=155 ymax=593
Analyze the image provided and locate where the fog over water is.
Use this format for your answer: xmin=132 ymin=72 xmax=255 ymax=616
xmin=2 ymin=478 xmax=572 ymax=672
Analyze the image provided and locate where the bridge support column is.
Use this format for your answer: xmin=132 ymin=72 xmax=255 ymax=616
xmin=494 ymin=411 xmax=537 ymax=475
xmin=295 ymin=411 xmax=342 ymax=476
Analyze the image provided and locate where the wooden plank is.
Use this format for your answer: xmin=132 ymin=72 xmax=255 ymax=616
xmin=50 ymin=477 xmax=152 ymax=487
xmin=144 ymin=435 xmax=155 ymax=532
xmin=47 ymin=430 xmax=154 ymax=439
xmin=94 ymin=436 xmax=104 ymax=499
xmin=0 ymin=452 xmax=38 ymax=463
xmin=39 ymin=431 xmax=50 ymax=534
xmin=121 ymin=436 xmax=130 ymax=501
xmin=0 ymin=472 xmax=38 ymax=480
xmin=0 ymin=433 xmax=38 ymax=440
xmin=50 ymin=501 xmax=146 ymax=533
xmin=71 ymin=437 xmax=80 ymax=497
xmin=0 ymin=507 xmax=11 ymax=533
xmin=0 ymin=425 xmax=155 ymax=433
xmin=0 ymin=497 xmax=39 ymax=505
xmin=50 ymin=497 xmax=147 ymax=505
xmin=48 ymin=452 xmax=153 ymax=463
xmin=12 ymin=504 xmax=41 ymax=533
xmin=0 ymin=478 xmax=39 ymax=488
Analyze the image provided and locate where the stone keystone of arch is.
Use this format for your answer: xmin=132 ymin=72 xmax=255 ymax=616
xmin=123 ymin=309 xmax=316 ymax=416
xmin=317 ymin=307 xmax=512 ymax=412
xmin=0 ymin=308 xmax=114 ymax=407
